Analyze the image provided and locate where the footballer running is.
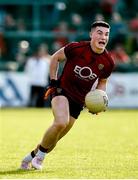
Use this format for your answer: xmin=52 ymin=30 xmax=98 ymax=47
xmin=20 ymin=21 xmax=115 ymax=170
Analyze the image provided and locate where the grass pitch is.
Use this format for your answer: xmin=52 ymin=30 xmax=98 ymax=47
xmin=0 ymin=108 xmax=138 ymax=179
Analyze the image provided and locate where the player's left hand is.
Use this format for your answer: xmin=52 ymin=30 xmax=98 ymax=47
xmin=44 ymin=79 xmax=60 ymax=100
xmin=44 ymin=87 xmax=56 ymax=100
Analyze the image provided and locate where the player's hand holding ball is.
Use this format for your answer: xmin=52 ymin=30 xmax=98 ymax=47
xmin=85 ymin=89 xmax=108 ymax=115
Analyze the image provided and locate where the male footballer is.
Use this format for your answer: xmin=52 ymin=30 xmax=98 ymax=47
xmin=20 ymin=21 xmax=114 ymax=170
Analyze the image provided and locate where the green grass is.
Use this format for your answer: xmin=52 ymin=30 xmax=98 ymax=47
xmin=0 ymin=108 xmax=138 ymax=179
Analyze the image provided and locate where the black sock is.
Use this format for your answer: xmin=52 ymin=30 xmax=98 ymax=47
xmin=31 ymin=150 xmax=35 ymax=158
xmin=39 ymin=145 xmax=48 ymax=153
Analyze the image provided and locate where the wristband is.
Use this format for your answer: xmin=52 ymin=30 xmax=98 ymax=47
xmin=50 ymin=79 xmax=60 ymax=87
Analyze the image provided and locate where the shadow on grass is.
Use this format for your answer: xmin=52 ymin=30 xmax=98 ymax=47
xmin=0 ymin=168 xmax=53 ymax=176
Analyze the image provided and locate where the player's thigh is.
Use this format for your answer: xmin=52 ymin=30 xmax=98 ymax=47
xmin=51 ymin=95 xmax=70 ymax=122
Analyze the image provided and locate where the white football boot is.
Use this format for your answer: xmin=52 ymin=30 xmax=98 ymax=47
xmin=31 ymin=155 xmax=44 ymax=170
xmin=20 ymin=153 xmax=33 ymax=170
xmin=20 ymin=160 xmax=31 ymax=170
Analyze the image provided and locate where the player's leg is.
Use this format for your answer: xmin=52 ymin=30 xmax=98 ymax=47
xmin=46 ymin=116 xmax=76 ymax=153
xmin=20 ymin=116 xmax=75 ymax=169
xmin=20 ymin=95 xmax=82 ymax=170
xmin=34 ymin=96 xmax=82 ymax=154
xmin=41 ymin=95 xmax=70 ymax=149
xmin=31 ymin=95 xmax=70 ymax=169
xmin=20 ymin=95 xmax=69 ymax=170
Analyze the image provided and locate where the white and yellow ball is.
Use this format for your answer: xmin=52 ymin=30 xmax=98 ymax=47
xmin=85 ymin=89 xmax=108 ymax=114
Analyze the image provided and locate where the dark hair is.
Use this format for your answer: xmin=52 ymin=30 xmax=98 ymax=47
xmin=91 ymin=21 xmax=110 ymax=29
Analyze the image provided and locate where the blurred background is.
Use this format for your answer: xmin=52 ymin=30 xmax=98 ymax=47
xmin=0 ymin=0 xmax=138 ymax=108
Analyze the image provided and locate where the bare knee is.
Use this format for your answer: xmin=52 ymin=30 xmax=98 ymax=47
xmin=53 ymin=117 xmax=69 ymax=131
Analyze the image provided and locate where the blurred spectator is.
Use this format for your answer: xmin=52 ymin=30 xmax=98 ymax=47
xmin=126 ymin=32 xmax=138 ymax=56
xmin=100 ymin=0 xmax=117 ymax=20
xmin=94 ymin=13 xmax=105 ymax=21
xmin=4 ymin=14 xmax=16 ymax=30
xmin=129 ymin=14 xmax=138 ymax=32
xmin=71 ymin=13 xmax=83 ymax=30
xmin=110 ymin=44 xmax=130 ymax=65
xmin=52 ymin=21 xmax=70 ymax=51
xmin=110 ymin=12 xmax=128 ymax=46
xmin=16 ymin=18 xmax=26 ymax=32
xmin=25 ymin=43 xmax=51 ymax=107
xmin=126 ymin=14 xmax=138 ymax=55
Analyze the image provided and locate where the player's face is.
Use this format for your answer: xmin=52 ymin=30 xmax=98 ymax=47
xmin=90 ymin=26 xmax=110 ymax=54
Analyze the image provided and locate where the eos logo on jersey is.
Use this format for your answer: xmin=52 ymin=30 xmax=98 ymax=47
xmin=74 ymin=65 xmax=97 ymax=80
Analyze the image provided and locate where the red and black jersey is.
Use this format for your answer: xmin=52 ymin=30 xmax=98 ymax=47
xmin=60 ymin=41 xmax=114 ymax=105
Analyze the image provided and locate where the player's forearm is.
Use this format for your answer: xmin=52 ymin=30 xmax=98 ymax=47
xmin=50 ymin=47 xmax=66 ymax=80
xmin=50 ymin=56 xmax=59 ymax=80
xmin=96 ymin=79 xmax=107 ymax=91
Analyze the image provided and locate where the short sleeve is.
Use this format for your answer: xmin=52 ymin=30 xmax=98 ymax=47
xmin=101 ymin=59 xmax=115 ymax=79
xmin=64 ymin=42 xmax=79 ymax=59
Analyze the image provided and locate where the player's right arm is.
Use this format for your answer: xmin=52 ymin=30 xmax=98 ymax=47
xmin=44 ymin=47 xmax=66 ymax=100
xmin=50 ymin=47 xmax=66 ymax=80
